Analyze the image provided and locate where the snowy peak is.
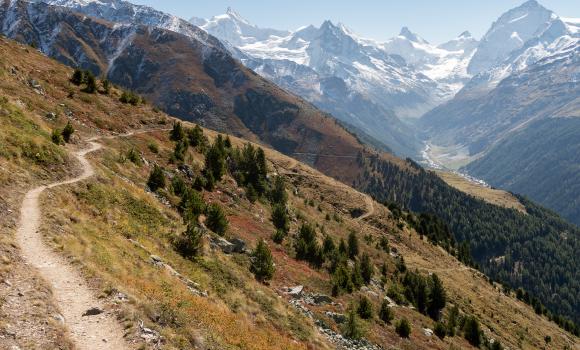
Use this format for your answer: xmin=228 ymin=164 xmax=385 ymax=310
xmin=438 ymin=31 xmax=478 ymax=52
xmin=194 ymin=8 xmax=290 ymax=46
xmin=468 ymin=0 xmax=557 ymax=74
xmin=399 ymin=26 xmax=428 ymax=44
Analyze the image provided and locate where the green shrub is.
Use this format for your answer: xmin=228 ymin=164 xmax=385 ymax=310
xmin=434 ymin=322 xmax=446 ymax=339
xmin=126 ymin=148 xmax=141 ymax=165
xmin=342 ymin=307 xmax=364 ymax=340
xmin=171 ymin=176 xmax=187 ymax=197
xmin=331 ymin=263 xmax=354 ymax=296
xmin=272 ymin=229 xmax=286 ymax=244
xmin=51 ymin=129 xmax=64 ymax=145
xmin=147 ymin=165 xmax=166 ymax=192
xmin=178 ymin=188 xmax=206 ymax=223
xmin=120 ymin=90 xmax=141 ymax=105
xmin=395 ymin=318 xmax=411 ymax=338
xmin=148 ymin=142 xmax=159 ymax=153
xmin=270 ymin=176 xmax=288 ymax=205
xmin=206 ymin=203 xmax=228 ymax=235
xmin=83 ymin=71 xmax=97 ymax=93
xmin=173 ymin=223 xmax=204 ymax=259
xmin=251 ymin=240 xmax=275 ymax=282
xmin=101 ymin=79 xmax=111 ymax=95
xmin=61 ymin=121 xmax=74 ymax=143
xmin=379 ymin=300 xmax=394 ymax=324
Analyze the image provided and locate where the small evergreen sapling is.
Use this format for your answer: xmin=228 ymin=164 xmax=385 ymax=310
xmin=251 ymin=240 xmax=275 ymax=282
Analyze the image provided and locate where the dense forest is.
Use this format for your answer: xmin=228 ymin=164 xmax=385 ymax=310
xmin=354 ymin=152 xmax=580 ymax=330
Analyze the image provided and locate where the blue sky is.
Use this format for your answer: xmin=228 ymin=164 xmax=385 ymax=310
xmin=131 ymin=0 xmax=579 ymax=44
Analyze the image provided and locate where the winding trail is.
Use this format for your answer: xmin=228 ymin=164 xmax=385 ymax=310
xmin=15 ymin=136 xmax=135 ymax=349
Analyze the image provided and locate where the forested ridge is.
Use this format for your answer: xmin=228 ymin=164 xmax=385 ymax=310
xmin=354 ymin=153 xmax=580 ymax=331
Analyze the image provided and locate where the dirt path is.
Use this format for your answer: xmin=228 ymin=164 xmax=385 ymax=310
xmin=15 ymin=140 xmax=130 ymax=350
xmin=357 ymin=194 xmax=375 ymax=221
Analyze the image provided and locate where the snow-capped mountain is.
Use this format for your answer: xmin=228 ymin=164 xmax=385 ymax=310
xmin=33 ymin=0 xmax=224 ymax=49
xmin=190 ymin=8 xmax=290 ymax=47
xmin=382 ymin=28 xmax=478 ymax=96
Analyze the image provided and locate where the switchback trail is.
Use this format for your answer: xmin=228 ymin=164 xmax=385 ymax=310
xmin=14 ymin=130 xmax=164 ymax=349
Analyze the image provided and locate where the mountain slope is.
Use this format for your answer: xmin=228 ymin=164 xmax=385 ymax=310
xmin=465 ymin=117 xmax=580 ymax=225
xmin=1 ymin=36 xmax=578 ymax=349
xmin=3 ymin=0 xmax=580 ymax=329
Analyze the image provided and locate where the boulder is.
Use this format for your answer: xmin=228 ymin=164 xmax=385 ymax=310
xmin=212 ymin=237 xmax=235 ymax=254
xmin=150 ymin=255 xmax=164 ymax=267
xmin=286 ymin=285 xmax=304 ymax=298
xmin=325 ymin=311 xmax=347 ymax=324
xmin=423 ymin=328 xmax=433 ymax=337
xmin=311 ymin=294 xmax=332 ymax=305
xmin=230 ymin=238 xmax=247 ymax=253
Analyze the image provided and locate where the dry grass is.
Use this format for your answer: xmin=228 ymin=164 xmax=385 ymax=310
xmin=435 ymin=170 xmax=526 ymax=213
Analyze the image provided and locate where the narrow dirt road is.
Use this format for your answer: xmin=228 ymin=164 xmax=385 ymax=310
xmin=16 ymin=140 xmax=131 ymax=350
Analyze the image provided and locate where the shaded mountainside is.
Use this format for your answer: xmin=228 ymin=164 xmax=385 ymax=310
xmin=2 ymin=0 xmax=580 ymax=330
xmin=1 ymin=34 xmax=578 ymax=350
xmin=354 ymin=155 xmax=580 ymax=326
xmin=465 ymin=117 xmax=580 ymax=225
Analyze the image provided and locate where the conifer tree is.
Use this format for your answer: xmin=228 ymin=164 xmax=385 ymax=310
xmin=147 ymin=165 xmax=166 ymax=192
xmin=348 ymin=231 xmax=359 ymax=259
xmin=62 ymin=121 xmax=74 ymax=143
xmin=343 ymin=307 xmax=364 ymax=340
xmin=361 ymin=253 xmax=373 ymax=284
xmin=251 ymin=240 xmax=275 ymax=282
xmin=379 ymin=299 xmax=394 ymax=324
xmin=357 ymin=296 xmax=373 ymax=319
xmin=71 ymin=69 xmax=84 ymax=86
xmin=206 ymin=203 xmax=228 ymax=235
xmin=427 ymin=274 xmax=446 ymax=320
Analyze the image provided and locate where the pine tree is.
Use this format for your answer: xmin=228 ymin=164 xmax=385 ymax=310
xmin=332 ymin=263 xmax=354 ymax=296
xmin=61 ymin=122 xmax=74 ymax=143
xmin=357 ymin=296 xmax=373 ymax=319
xmin=434 ymin=322 xmax=446 ymax=339
xmin=173 ymin=222 xmax=204 ymax=259
xmin=70 ymin=69 xmax=84 ymax=86
xmin=83 ymin=71 xmax=97 ymax=93
xmin=173 ymin=139 xmax=188 ymax=162
xmin=463 ymin=316 xmax=481 ymax=347
xmin=251 ymin=240 xmax=275 ymax=282
xmin=379 ymin=299 xmax=394 ymax=324
xmin=395 ymin=318 xmax=411 ymax=338
xmin=270 ymin=176 xmax=288 ymax=205
xmin=447 ymin=305 xmax=459 ymax=336
xmin=343 ymin=307 xmax=364 ymax=340
xmin=271 ymin=204 xmax=289 ymax=233
xmin=361 ymin=253 xmax=373 ymax=284
xmin=272 ymin=229 xmax=286 ymax=244
xmin=348 ymin=231 xmax=359 ymax=259
xmin=351 ymin=259 xmax=364 ymax=289
xmin=322 ymin=235 xmax=336 ymax=256
xmin=170 ymin=122 xmax=186 ymax=141
xmin=205 ymin=138 xmax=227 ymax=181
xmin=187 ymin=125 xmax=206 ymax=148
xmin=179 ymin=188 xmax=206 ymax=223
xmin=427 ymin=274 xmax=446 ymax=320
xmin=147 ymin=165 xmax=166 ymax=192
xmin=206 ymin=203 xmax=228 ymax=235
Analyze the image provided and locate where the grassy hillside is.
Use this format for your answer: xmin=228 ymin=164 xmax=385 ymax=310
xmin=465 ymin=117 xmax=580 ymax=226
xmin=0 ymin=38 xmax=578 ymax=349
xmin=2 ymin=1 xmax=579 ymax=332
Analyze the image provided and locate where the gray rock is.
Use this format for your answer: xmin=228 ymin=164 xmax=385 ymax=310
xmin=150 ymin=255 xmax=164 ymax=267
xmin=45 ymin=112 xmax=57 ymax=120
xmin=212 ymin=237 xmax=235 ymax=254
xmin=325 ymin=311 xmax=347 ymax=324
xmin=311 ymin=294 xmax=332 ymax=305
xmin=230 ymin=238 xmax=247 ymax=253
xmin=286 ymin=285 xmax=304 ymax=298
